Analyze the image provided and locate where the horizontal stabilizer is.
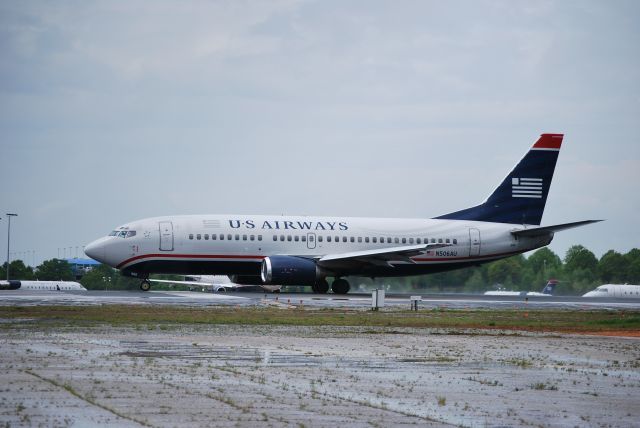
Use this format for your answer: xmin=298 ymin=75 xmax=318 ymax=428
xmin=511 ymin=220 xmax=603 ymax=237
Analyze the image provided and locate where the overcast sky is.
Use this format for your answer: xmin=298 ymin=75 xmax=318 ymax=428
xmin=1 ymin=1 xmax=639 ymax=266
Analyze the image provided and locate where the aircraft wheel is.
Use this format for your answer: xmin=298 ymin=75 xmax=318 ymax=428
xmin=331 ymin=278 xmax=350 ymax=294
xmin=315 ymin=278 xmax=329 ymax=294
xmin=140 ymin=280 xmax=151 ymax=292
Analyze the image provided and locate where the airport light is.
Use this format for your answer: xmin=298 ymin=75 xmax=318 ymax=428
xmin=5 ymin=213 xmax=17 ymax=281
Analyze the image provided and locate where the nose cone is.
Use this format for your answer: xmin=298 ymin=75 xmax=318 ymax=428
xmin=84 ymin=238 xmax=107 ymax=263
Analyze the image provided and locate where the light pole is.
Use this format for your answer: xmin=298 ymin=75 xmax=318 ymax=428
xmin=6 ymin=213 xmax=17 ymax=281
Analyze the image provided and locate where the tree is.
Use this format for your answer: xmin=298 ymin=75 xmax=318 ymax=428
xmin=597 ymin=250 xmax=627 ymax=283
xmin=80 ymin=264 xmax=117 ymax=290
xmin=564 ymin=245 xmax=597 ymax=273
xmin=487 ymin=255 xmax=525 ymax=287
xmin=624 ymin=249 xmax=640 ymax=283
xmin=1 ymin=260 xmax=35 ymax=280
xmin=35 ymin=259 xmax=74 ymax=281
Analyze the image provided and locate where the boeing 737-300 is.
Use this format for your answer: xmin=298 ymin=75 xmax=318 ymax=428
xmin=85 ymin=133 xmax=601 ymax=294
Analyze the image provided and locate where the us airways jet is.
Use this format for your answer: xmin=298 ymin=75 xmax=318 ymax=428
xmin=85 ymin=133 xmax=600 ymax=294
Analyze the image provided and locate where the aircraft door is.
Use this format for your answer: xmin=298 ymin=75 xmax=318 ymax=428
xmin=307 ymin=233 xmax=316 ymax=249
xmin=159 ymin=221 xmax=174 ymax=251
xmin=469 ymin=228 xmax=481 ymax=257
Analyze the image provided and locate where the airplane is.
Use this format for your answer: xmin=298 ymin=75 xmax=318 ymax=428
xmin=484 ymin=279 xmax=558 ymax=297
xmin=0 ymin=280 xmax=87 ymax=291
xmin=583 ymin=284 xmax=640 ymax=298
xmin=148 ymin=275 xmax=282 ymax=293
xmin=85 ymin=133 xmax=601 ymax=294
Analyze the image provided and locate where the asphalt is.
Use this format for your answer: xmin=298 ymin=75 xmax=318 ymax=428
xmin=1 ymin=289 xmax=640 ymax=310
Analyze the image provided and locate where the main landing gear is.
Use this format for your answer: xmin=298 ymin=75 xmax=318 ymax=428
xmin=311 ymin=278 xmax=351 ymax=294
xmin=140 ymin=280 xmax=151 ymax=292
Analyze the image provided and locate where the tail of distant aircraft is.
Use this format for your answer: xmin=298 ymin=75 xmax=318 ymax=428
xmin=436 ymin=133 xmax=563 ymax=225
xmin=540 ymin=279 xmax=558 ymax=295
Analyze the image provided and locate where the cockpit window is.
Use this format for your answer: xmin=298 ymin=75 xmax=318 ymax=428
xmin=125 ymin=231 xmax=136 ymax=238
xmin=109 ymin=231 xmax=118 ymax=236
xmin=118 ymin=231 xmax=127 ymax=238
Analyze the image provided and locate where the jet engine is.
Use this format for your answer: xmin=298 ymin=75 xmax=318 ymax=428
xmin=260 ymin=256 xmax=320 ymax=286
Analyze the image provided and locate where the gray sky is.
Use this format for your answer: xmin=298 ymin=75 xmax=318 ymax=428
xmin=1 ymin=0 xmax=639 ymax=266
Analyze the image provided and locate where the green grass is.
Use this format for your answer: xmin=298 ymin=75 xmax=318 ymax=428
xmin=1 ymin=305 xmax=639 ymax=333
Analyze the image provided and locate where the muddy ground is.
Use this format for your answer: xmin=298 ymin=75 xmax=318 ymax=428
xmin=1 ymin=323 xmax=639 ymax=427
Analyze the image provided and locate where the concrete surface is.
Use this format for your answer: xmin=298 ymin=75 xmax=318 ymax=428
xmin=1 ymin=322 xmax=639 ymax=427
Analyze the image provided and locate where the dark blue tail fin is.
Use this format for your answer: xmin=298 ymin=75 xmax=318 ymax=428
xmin=541 ymin=279 xmax=558 ymax=295
xmin=436 ymin=133 xmax=563 ymax=225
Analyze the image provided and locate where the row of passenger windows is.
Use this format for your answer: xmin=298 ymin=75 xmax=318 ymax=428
xmin=187 ymin=233 xmax=457 ymax=245
xmin=189 ymin=233 xmax=264 ymax=241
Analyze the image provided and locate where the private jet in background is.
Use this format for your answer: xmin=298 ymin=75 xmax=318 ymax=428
xmin=148 ymin=275 xmax=281 ymax=293
xmin=484 ymin=279 xmax=558 ymax=297
xmin=583 ymin=284 xmax=640 ymax=298
xmin=85 ymin=133 xmax=601 ymax=294
xmin=0 ymin=280 xmax=87 ymax=291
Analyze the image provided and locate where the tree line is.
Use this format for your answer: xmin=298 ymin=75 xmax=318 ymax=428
xmin=2 ymin=245 xmax=638 ymax=295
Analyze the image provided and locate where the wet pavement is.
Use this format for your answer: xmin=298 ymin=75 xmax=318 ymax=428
xmin=1 ymin=323 xmax=639 ymax=427
xmin=1 ymin=289 xmax=640 ymax=311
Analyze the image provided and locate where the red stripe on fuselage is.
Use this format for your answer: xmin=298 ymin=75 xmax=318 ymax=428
xmin=117 ymin=253 xmax=265 ymax=269
xmin=532 ymin=133 xmax=563 ymax=149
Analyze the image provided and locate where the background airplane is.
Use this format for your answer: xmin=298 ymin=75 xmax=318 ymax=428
xmin=85 ymin=133 xmax=601 ymax=294
xmin=484 ymin=279 xmax=558 ymax=297
xmin=148 ymin=275 xmax=281 ymax=293
xmin=583 ymin=284 xmax=640 ymax=298
xmin=0 ymin=280 xmax=87 ymax=291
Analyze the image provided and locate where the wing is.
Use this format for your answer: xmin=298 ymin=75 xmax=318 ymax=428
xmin=316 ymin=243 xmax=450 ymax=269
xmin=511 ymin=220 xmax=603 ymax=237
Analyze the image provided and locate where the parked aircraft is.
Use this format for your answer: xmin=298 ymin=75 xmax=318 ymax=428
xmin=0 ymin=280 xmax=87 ymax=291
xmin=148 ymin=275 xmax=281 ymax=293
xmin=85 ymin=133 xmax=600 ymax=294
xmin=484 ymin=279 xmax=558 ymax=296
xmin=583 ymin=284 xmax=640 ymax=298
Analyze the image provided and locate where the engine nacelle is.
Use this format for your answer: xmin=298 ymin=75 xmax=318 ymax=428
xmin=261 ymin=256 xmax=319 ymax=286
xmin=229 ymin=275 xmax=263 ymax=285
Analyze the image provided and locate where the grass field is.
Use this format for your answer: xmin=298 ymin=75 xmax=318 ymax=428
xmin=1 ymin=305 xmax=639 ymax=334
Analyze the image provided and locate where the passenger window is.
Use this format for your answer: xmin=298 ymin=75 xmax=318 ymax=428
xmin=294 ymin=236 xmax=299 ymax=242
xmin=409 ymin=238 xmax=414 ymax=244
xmin=318 ymin=236 xmax=323 ymax=242
xmin=365 ymin=237 xmax=370 ymax=243
xmin=189 ymin=234 xmax=194 ymax=240
xmin=197 ymin=234 xmax=201 ymax=240
xmin=235 ymin=234 xmax=239 ymax=240
xmin=431 ymin=238 xmax=436 ymax=243
xmin=438 ymin=238 xmax=443 ymax=243
xmin=335 ymin=236 xmax=339 ymax=242
xmin=227 ymin=234 xmax=232 ymax=240
xmin=394 ymin=237 xmax=399 ymax=244
xmin=250 ymin=235 xmax=254 ymax=241
xmin=373 ymin=237 xmax=377 ymax=243
xmin=258 ymin=235 xmax=262 ymax=241
xmin=242 ymin=235 xmax=247 ymax=241
xmin=350 ymin=237 xmax=355 ymax=243
xmin=357 ymin=237 xmax=361 ymax=243
xmin=212 ymin=234 xmax=217 ymax=240
xmin=301 ymin=235 xmax=306 ymax=242
xmin=287 ymin=235 xmax=292 ymax=241
xmin=220 ymin=234 xmax=225 ymax=240
xmin=453 ymin=238 xmax=457 ymax=244
xmin=416 ymin=238 xmax=421 ymax=244
xmin=402 ymin=238 xmax=406 ymax=244
xmin=204 ymin=234 xmax=209 ymax=240
xmin=273 ymin=235 xmax=278 ymax=241
xmin=327 ymin=236 xmax=332 ymax=242
xmin=343 ymin=236 xmax=347 ymax=242
xmin=280 ymin=235 xmax=285 ymax=241
xmin=446 ymin=238 xmax=450 ymax=244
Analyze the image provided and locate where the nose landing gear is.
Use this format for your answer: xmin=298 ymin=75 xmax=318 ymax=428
xmin=140 ymin=280 xmax=151 ymax=292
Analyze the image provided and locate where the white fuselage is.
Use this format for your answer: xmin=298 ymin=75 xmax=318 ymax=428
xmin=0 ymin=280 xmax=87 ymax=291
xmin=85 ymin=214 xmax=552 ymax=279
xmin=583 ymin=284 xmax=640 ymax=298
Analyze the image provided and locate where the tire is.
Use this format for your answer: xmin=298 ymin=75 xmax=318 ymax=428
xmin=315 ymin=278 xmax=329 ymax=294
xmin=140 ymin=280 xmax=151 ymax=292
xmin=331 ymin=278 xmax=350 ymax=294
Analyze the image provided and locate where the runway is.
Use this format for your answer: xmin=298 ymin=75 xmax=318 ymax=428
xmin=2 ymin=289 xmax=640 ymax=310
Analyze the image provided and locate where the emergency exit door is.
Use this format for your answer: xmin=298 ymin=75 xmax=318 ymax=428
xmin=159 ymin=221 xmax=174 ymax=251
